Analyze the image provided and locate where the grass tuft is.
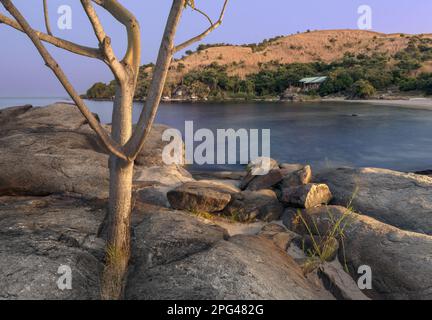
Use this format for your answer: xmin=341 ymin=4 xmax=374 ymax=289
xmin=297 ymin=187 xmax=358 ymax=274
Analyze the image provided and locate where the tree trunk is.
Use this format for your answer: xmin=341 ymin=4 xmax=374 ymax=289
xmin=101 ymin=82 xmax=134 ymax=300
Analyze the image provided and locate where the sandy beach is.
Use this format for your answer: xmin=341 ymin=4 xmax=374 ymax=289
xmin=324 ymin=97 xmax=432 ymax=111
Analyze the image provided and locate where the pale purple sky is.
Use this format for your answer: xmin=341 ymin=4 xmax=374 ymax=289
xmin=0 ymin=0 xmax=431 ymax=97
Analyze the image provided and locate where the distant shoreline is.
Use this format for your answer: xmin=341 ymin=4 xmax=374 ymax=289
xmin=82 ymin=96 xmax=432 ymax=110
xmin=323 ymin=97 xmax=432 ymax=111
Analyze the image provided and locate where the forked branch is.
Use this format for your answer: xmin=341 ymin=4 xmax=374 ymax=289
xmin=92 ymin=0 xmax=141 ymax=81
xmin=0 ymin=0 xmax=128 ymax=161
xmin=80 ymin=0 xmax=126 ymax=81
xmin=174 ymin=0 xmax=229 ymax=53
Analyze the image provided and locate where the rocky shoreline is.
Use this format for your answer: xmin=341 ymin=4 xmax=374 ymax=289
xmin=0 ymin=103 xmax=431 ymax=300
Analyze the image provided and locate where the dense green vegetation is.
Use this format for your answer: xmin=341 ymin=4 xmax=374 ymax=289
xmin=85 ymin=36 xmax=432 ymax=100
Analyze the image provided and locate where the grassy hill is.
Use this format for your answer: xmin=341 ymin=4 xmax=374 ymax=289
xmin=85 ymin=29 xmax=432 ymax=100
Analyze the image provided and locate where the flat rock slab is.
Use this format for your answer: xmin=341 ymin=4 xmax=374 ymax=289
xmin=167 ymin=181 xmax=234 ymax=213
xmin=315 ymin=167 xmax=432 ymax=235
xmin=0 ymin=195 xmax=106 ymax=300
xmin=301 ymin=205 xmax=432 ymax=300
xmin=126 ymin=208 xmax=334 ymax=300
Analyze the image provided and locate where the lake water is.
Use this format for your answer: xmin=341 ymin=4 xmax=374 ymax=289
xmin=2 ymin=97 xmax=432 ymax=172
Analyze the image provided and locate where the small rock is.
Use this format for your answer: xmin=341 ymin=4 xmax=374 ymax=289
xmin=240 ymin=157 xmax=279 ymax=189
xmin=259 ymin=224 xmax=301 ymax=251
xmin=281 ymin=184 xmax=332 ymax=208
xmin=281 ymin=208 xmax=299 ymax=230
xmin=281 ymin=165 xmax=312 ymax=188
xmin=260 ymin=223 xmax=287 ymax=235
xmin=287 ymin=242 xmax=308 ymax=261
xmin=167 ymin=181 xmax=233 ymax=213
xmin=272 ymin=232 xmax=299 ymax=251
xmin=224 ymin=189 xmax=283 ymax=222
xmin=246 ymin=169 xmax=285 ymax=191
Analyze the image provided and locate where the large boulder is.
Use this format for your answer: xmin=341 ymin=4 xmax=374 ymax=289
xmin=125 ymin=206 xmax=334 ymax=300
xmin=0 ymin=104 xmax=32 ymax=126
xmin=0 ymin=104 xmax=108 ymax=198
xmin=167 ymin=181 xmax=235 ymax=213
xmin=298 ymin=205 xmax=432 ymax=300
xmin=0 ymin=195 xmax=106 ymax=300
xmin=281 ymin=184 xmax=332 ymax=208
xmin=224 ymin=189 xmax=284 ymax=222
xmin=128 ymin=204 xmax=228 ymax=269
xmin=315 ymin=167 xmax=432 ymax=235
xmin=0 ymin=104 xmax=182 ymax=199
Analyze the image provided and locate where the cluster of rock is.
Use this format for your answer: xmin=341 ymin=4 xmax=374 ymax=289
xmin=186 ymin=163 xmax=432 ymax=300
xmin=1 ymin=104 xmax=431 ymax=300
xmin=168 ymin=161 xmax=333 ymax=223
xmin=165 ymin=159 xmax=373 ymax=299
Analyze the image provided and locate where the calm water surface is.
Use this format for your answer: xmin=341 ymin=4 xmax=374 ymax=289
xmin=2 ymin=97 xmax=432 ymax=172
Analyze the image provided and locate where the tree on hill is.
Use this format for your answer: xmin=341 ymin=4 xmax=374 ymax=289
xmin=0 ymin=0 xmax=229 ymax=299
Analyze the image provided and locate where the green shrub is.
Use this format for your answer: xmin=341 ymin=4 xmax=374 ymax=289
xmin=351 ymin=80 xmax=376 ymax=99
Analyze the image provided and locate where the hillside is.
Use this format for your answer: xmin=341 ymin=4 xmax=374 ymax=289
xmin=85 ymin=29 xmax=432 ymax=100
xmin=169 ymin=30 xmax=432 ymax=80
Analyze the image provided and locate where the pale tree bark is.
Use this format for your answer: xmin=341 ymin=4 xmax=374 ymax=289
xmin=43 ymin=0 xmax=52 ymax=36
xmin=0 ymin=0 xmax=229 ymax=299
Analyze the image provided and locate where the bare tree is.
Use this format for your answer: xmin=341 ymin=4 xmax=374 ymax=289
xmin=0 ymin=0 xmax=229 ymax=299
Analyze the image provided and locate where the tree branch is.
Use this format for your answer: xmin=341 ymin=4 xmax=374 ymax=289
xmin=192 ymin=6 xmax=213 ymax=26
xmin=124 ymin=0 xmax=229 ymax=160
xmin=173 ymin=0 xmax=229 ymax=53
xmin=80 ymin=0 xmax=125 ymax=81
xmin=42 ymin=0 xmax=52 ymax=36
xmin=124 ymin=0 xmax=186 ymax=160
xmin=92 ymin=0 xmax=141 ymax=81
xmin=0 ymin=0 xmax=128 ymax=161
xmin=0 ymin=12 xmax=102 ymax=59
